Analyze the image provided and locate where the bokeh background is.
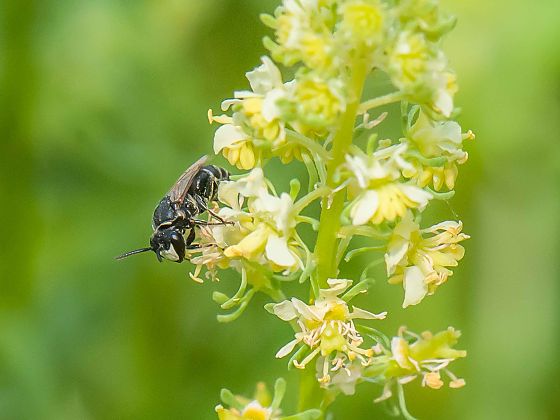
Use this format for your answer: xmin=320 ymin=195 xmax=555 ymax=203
xmin=1 ymin=0 xmax=559 ymax=419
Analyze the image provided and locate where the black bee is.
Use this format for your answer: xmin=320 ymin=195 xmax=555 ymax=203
xmin=116 ymin=155 xmax=230 ymax=263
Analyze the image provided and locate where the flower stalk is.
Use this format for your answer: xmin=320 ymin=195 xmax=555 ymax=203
xmin=188 ymin=1 xmax=473 ymax=418
xmin=314 ymin=59 xmax=369 ymax=289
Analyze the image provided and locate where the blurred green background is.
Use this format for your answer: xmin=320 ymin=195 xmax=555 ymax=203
xmin=1 ymin=0 xmax=559 ymax=419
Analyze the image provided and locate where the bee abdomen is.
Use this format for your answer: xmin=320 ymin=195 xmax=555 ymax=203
xmin=204 ymin=165 xmax=229 ymax=182
xmin=189 ymin=165 xmax=229 ymax=205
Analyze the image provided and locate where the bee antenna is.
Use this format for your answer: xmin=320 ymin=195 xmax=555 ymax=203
xmin=115 ymin=247 xmax=153 ymax=260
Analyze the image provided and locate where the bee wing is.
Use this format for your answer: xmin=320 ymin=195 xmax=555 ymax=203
xmin=168 ymin=155 xmax=209 ymax=204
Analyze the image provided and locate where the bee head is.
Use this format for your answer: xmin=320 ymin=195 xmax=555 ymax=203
xmin=150 ymin=228 xmax=186 ymax=263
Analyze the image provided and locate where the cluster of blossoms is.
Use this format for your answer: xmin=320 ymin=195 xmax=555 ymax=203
xmin=186 ymin=0 xmax=473 ymax=417
xmin=192 ymin=168 xmax=306 ymax=278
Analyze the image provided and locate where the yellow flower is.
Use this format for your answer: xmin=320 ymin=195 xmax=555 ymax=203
xmin=188 ymin=169 xmax=307 ymax=280
xmin=243 ymin=98 xmax=283 ymax=142
xmin=346 ymin=149 xmax=431 ymax=226
xmin=206 ymin=169 xmax=304 ymax=273
xmin=213 ymin=125 xmax=260 ymax=170
xmin=341 ymin=0 xmax=385 ymax=45
xmin=291 ymin=77 xmax=345 ymax=129
xmin=271 ymin=279 xmax=386 ymax=384
xmin=275 ymin=0 xmax=310 ymax=50
xmin=299 ymin=32 xmax=333 ymax=70
xmin=385 ymin=213 xmax=469 ymax=307
xmin=449 ymin=378 xmax=466 ymax=389
xmin=407 ymin=111 xmax=466 ymax=161
xmin=387 ymin=32 xmax=456 ymax=117
xmin=402 ymin=110 xmax=474 ymax=190
xmin=388 ymin=31 xmax=431 ymax=89
xmin=211 ymin=57 xmax=287 ymax=169
xmin=271 ymin=0 xmax=336 ymax=71
xmin=372 ymin=327 xmax=466 ymax=402
xmin=350 ymin=183 xmax=431 ymax=225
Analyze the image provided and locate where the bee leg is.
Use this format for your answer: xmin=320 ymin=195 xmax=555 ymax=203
xmin=206 ymin=208 xmax=234 ymax=225
xmin=185 ymin=228 xmax=196 ymax=247
xmin=193 ymin=219 xmax=229 ymax=226
xmin=196 ymin=199 xmax=234 ymax=225
xmin=187 ymin=243 xmax=214 ymax=250
xmin=185 ymin=230 xmax=204 ymax=250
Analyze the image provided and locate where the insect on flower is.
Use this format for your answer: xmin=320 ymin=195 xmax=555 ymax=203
xmin=116 ymin=155 xmax=232 ymax=263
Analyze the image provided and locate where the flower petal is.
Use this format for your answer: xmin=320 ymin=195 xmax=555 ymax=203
xmin=265 ymin=234 xmax=297 ymax=267
xmin=434 ymin=90 xmax=453 ymax=118
xmin=400 ymin=185 xmax=432 ymax=210
xmin=291 ymin=298 xmax=321 ymax=321
xmin=276 ymin=338 xmax=300 ymax=358
xmin=391 ymin=337 xmax=415 ymax=370
xmin=349 ymin=307 xmax=387 ymax=320
xmin=351 ymin=190 xmax=379 ymax=225
xmin=262 ymin=88 xmax=285 ymax=122
xmin=223 ymin=227 xmax=268 ymax=259
xmin=402 ymin=266 xmax=428 ymax=308
xmin=385 ymin=239 xmax=409 ymax=276
xmin=246 ymin=56 xmax=282 ymax=94
xmin=213 ymin=124 xmax=249 ymax=153
xmin=272 ymin=300 xmax=298 ymax=321
xmin=321 ymin=278 xmax=352 ymax=298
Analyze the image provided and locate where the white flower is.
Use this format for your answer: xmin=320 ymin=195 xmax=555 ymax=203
xmin=402 ymin=110 xmax=473 ymax=190
xmin=345 ymin=149 xmax=431 ymax=225
xmin=251 ymin=192 xmax=297 ymax=237
xmin=238 ymin=56 xmax=287 ymax=124
xmin=385 ymin=212 xmax=469 ymax=307
xmin=196 ymin=169 xmax=305 ymax=273
xmin=218 ymin=167 xmax=269 ymax=209
xmin=350 ymin=184 xmax=431 ymax=226
xmin=271 ymin=279 xmax=386 ymax=384
xmin=408 ymin=111 xmax=465 ymax=161
xmin=211 ymin=57 xmax=288 ymax=169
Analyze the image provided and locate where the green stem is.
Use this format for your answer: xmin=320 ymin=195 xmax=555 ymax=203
xmin=296 ymin=59 xmax=370 ymax=419
xmin=285 ymin=129 xmax=330 ymax=161
xmin=357 ymin=91 xmax=403 ymax=114
xmin=314 ymin=59 xmax=370 ymax=289
xmin=297 ymin=365 xmax=324 ymax=415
